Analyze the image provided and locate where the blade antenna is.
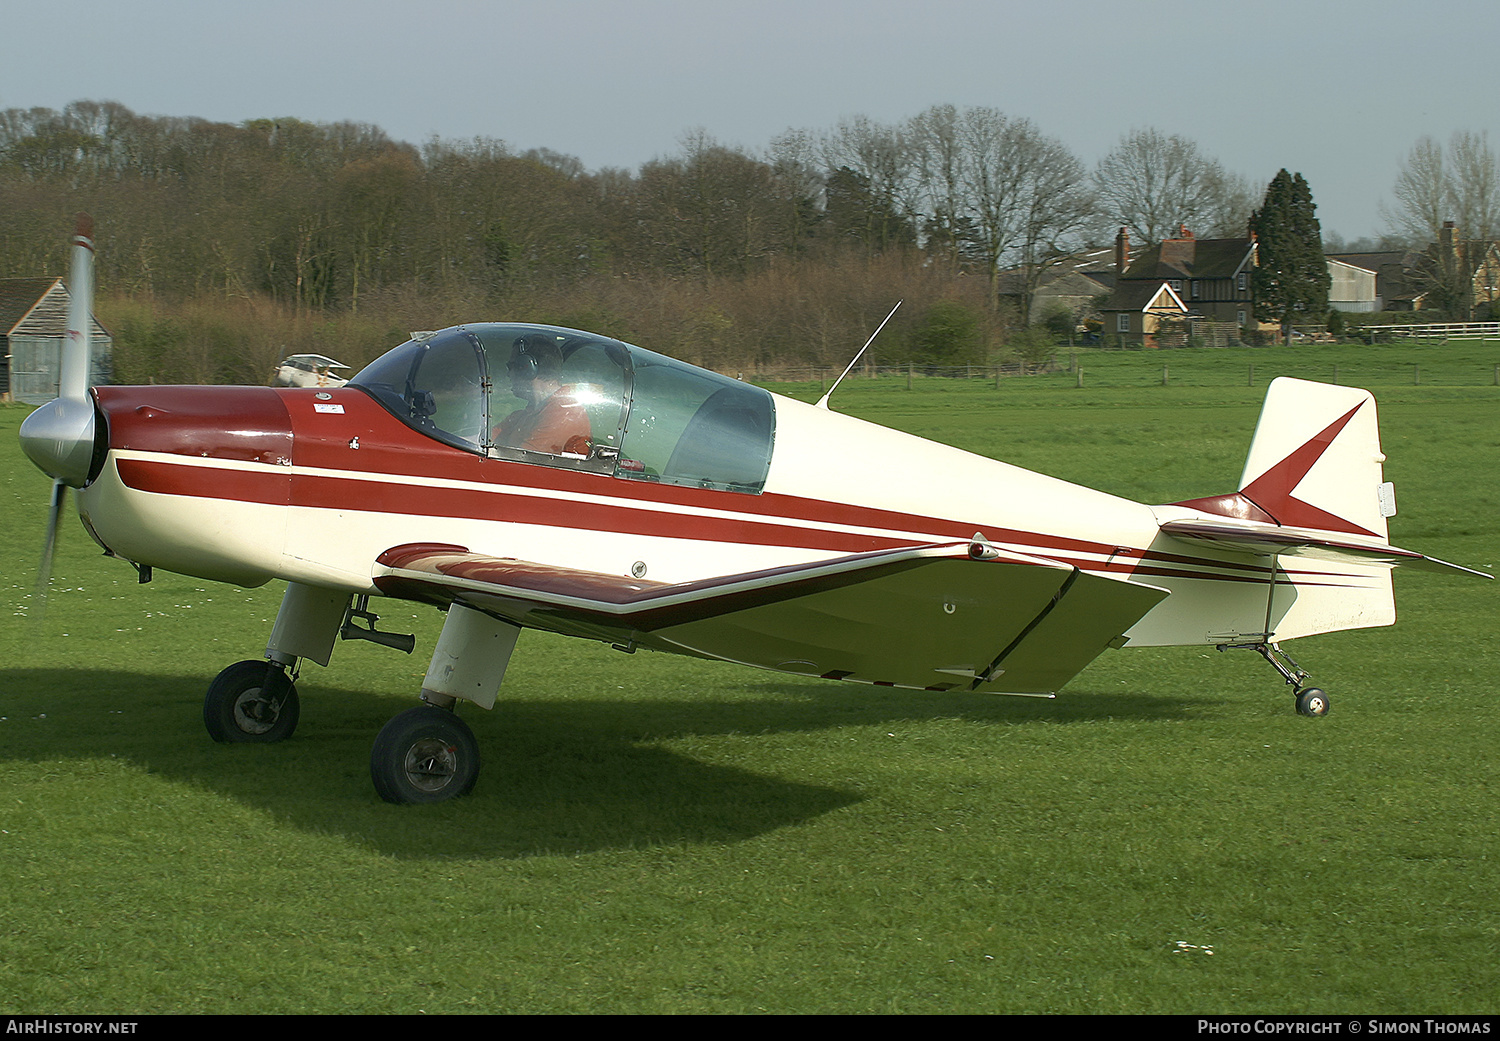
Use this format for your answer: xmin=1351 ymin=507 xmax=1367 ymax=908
xmin=816 ymin=300 xmax=902 ymax=409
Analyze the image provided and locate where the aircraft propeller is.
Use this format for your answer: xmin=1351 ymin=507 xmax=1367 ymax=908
xmin=18 ymin=214 xmax=99 ymax=611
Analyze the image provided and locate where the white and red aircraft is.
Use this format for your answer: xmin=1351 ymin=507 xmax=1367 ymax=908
xmin=20 ymin=218 xmax=1489 ymax=803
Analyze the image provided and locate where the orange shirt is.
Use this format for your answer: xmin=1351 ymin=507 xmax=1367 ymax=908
xmin=493 ymin=386 xmax=591 ymax=455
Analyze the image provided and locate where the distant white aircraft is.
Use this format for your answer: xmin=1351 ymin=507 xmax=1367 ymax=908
xmin=272 ymin=354 xmax=349 ymax=388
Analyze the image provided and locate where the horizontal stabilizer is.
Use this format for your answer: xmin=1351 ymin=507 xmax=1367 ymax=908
xmin=1160 ymin=517 xmax=1490 ymax=579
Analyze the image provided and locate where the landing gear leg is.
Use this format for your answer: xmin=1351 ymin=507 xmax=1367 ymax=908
xmin=370 ymin=604 xmax=521 ymax=804
xmin=1218 ymin=640 xmax=1330 ymax=717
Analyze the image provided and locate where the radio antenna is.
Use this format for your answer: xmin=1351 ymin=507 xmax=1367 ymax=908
xmin=815 ymin=300 xmax=902 ymax=409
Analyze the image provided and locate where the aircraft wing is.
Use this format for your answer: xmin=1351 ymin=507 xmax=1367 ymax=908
xmin=1158 ymin=517 xmax=1491 ymax=579
xmin=373 ymin=541 xmax=1171 ymax=695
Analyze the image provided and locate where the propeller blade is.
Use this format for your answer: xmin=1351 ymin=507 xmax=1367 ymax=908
xmin=60 ymin=213 xmax=94 ymax=402
xmin=35 ymin=479 xmax=67 ymax=617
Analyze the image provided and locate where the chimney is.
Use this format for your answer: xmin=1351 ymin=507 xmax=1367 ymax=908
xmin=1441 ymin=220 xmax=1459 ymax=255
xmin=1116 ymin=226 xmax=1130 ymax=275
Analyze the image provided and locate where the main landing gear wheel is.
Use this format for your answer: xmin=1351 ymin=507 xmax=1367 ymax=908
xmin=204 ymin=659 xmax=300 ymax=743
xmin=1295 ymin=687 xmax=1331 ymax=717
xmin=370 ymin=705 xmax=480 ymax=804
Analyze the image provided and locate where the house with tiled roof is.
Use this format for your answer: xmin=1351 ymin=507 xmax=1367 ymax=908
xmin=1100 ymin=279 xmax=1190 ymax=346
xmin=0 ymin=277 xmax=111 ymax=403
xmin=1099 ymin=226 xmax=1257 ymax=345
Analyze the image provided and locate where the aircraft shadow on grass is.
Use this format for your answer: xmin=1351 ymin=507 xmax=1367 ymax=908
xmin=0 ymin=666 xmax=1192 ymax=859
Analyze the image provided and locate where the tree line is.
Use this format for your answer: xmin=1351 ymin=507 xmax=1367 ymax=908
xmin=0 ymin=100 xmax=1490 ymax=382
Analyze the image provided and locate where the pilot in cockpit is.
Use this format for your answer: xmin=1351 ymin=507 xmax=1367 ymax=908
xmin=492 ymin=336 xmax=592 ymax=456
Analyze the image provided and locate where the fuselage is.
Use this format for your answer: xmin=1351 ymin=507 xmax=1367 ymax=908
xmin=70 ymin=324 xmax=1389 ymax=653
xmin=76 ymin=380 xmax=1155 ymax=581
xmin=73 ymin=378 xmax=1285 ymax=650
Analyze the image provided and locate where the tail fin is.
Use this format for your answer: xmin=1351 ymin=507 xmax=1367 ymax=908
xmin=1163 ymin=375 xmax=1487 ymax=581
xmin=1175 ymin=377 xmax=1392 ymax=539
xmin=1236 ymin=377 xmax=1390 ymax=539
xmin=1156 ymin=377 xmax=1486 ymax=645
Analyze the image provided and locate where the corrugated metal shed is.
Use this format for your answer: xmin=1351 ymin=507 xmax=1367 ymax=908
xmin=0 ymin=277 xmax=112 ymax=404
xmin=1326 ymin=258 xmax=1379 ymax=313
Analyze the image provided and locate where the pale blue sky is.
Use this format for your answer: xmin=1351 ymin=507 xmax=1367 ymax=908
xmin=5 ymin=0 xmax=1496 ymax=241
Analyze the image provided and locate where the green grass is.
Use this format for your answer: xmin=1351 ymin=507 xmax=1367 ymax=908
xmin=2 ymin=343 xmax=1498 ymax=1014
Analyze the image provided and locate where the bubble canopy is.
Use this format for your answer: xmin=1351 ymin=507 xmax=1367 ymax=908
xmin=349 ymin=323 xmax=776 ymax=494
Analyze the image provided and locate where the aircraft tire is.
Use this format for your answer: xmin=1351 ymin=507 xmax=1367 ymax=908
xmin=370 ymin=705 xmax=480 ymax=804
xmin=1295 ymin=687 xmax=1330 ymax=717
xmin=204 ymin=659 xmax=300 ymax=743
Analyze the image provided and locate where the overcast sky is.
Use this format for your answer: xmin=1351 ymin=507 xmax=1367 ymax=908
xmin=4 ymin=0 xmax=1496 ymax=243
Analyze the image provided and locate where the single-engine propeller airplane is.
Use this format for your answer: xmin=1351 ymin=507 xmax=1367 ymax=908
xmin=20 ymin=217 xmax=1490 ymax=803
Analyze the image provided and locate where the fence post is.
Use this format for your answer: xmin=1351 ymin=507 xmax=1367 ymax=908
xmin=1248 ymin=363 xmax=1254 ymax=386
xmin=1162 ymin=364 xmax=1169 ymax=386
xmin=1076 ymin=367 xmax=1083 ymax=388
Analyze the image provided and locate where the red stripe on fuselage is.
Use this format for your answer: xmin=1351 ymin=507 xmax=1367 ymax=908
xmin=116 ymin=456 xmax=290 ymax=505
xmin=109 ymin=451 xmax=1328 ymax=587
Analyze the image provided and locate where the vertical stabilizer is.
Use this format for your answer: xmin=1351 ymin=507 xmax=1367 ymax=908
xmin=1236 ymin=377 xmax=1390 ymax=540
xmin=1155 ymin=377 xmax=1401 ymax=645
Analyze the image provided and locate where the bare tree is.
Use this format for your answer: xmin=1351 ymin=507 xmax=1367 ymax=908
xmin=955 ymin=108 xmax=1093 ymax=308
xmin=1010 ymin=131 xmax=1096 ymax=319
xmin=1198 ymin=167 xmax=1259 ymax=238
xmin=1446 ymin=131 xmax=1500 ymax=242
xmin=763 ymin=128 xmax=827 ymax=252
xmin=630 ymin=130 xmax=800 ymax=277
xmin=818 ymin=116 xmax=919 ymax=253
xmin=1093 ymin=128 xmax=1246 ymax=244
xmin=906 ymin=104 xmax=968 ymax=265
xmin=1383 ymin=136 xmax=1449 ymax=245
xmin=1383 ymin=131 xmax=1500 ymax=245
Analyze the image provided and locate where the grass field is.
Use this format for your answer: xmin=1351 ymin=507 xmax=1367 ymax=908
xmin=1 ymin=342 xmax=1497 ymax=1014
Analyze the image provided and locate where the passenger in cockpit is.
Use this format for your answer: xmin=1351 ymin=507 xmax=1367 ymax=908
xmin=493 ymin=336 xmax=592 ymax=456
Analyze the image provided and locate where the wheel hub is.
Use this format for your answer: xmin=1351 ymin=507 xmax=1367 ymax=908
xmin=403 ymin=739 xmax=459 ymax=793
xmin=233 ymin=688 xmax=281 ymax=735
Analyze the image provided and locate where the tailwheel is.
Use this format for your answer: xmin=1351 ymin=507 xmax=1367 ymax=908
xmin=204 ymin=659 xmax=300 ymax=743
xmin=1295 ymin=687 xmax=1330 ymax=717
xmin=1219 ymin=640 xmax=1331 ymax=717
xmin=370 ymin=705 xmax=480 ymax=804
